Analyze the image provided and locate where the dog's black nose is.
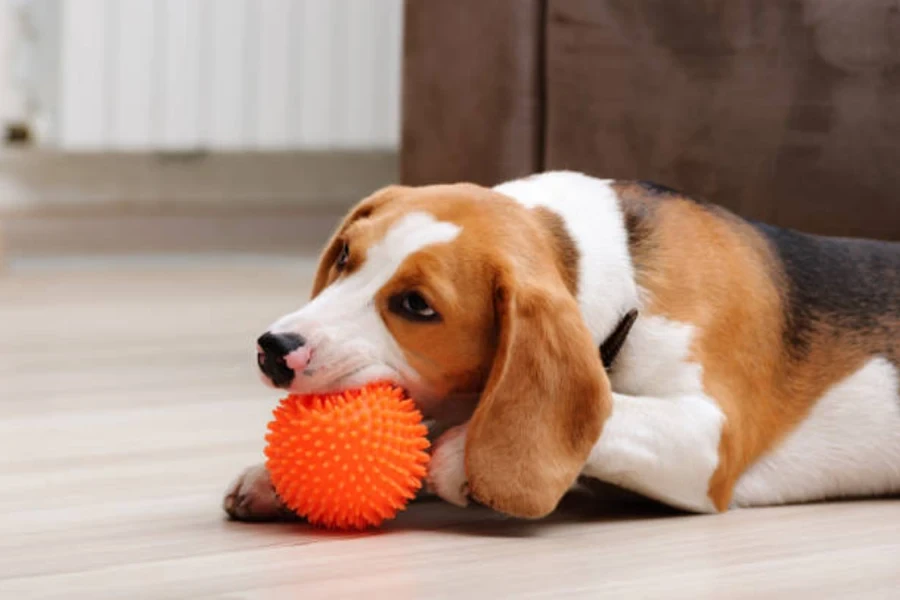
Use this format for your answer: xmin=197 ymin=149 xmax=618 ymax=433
xmin=256 ymin=332 xmax=306 ymax=387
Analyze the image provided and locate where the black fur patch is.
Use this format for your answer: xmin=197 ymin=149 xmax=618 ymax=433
xmin=753 ymin=223 xmax=900 ymax=360
xmin=637 ymin=180 xmax=682 ymax=196
xmin=623 ymin=206 xmax=652 ymax=250
xmin=616 ymin=189 xmax=658 ymax=252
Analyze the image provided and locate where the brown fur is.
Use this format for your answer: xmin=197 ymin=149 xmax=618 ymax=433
xmin=613 ymin=182 xmax=897 ymax=510
xmin=532 ymin=207 xmax=581 ymax=295
xmin=460 ymin=207 xmax=608 ymax=518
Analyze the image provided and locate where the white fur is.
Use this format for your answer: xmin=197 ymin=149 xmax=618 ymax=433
xmin=583 ymin=317 xmax=725 ymax=513
xmin=269 ymin=211 xmax=461 ymax=397
xmin=427 ymin=423 xmax=470 ymax=508
xmin=610 ymin=313 xmax=706 ymax=397
xmin=733 ymin=357 xmax=900 ymax=506
xmin=497 ymin=172 xmax=725 ymax=513
xmin=494 ymin=172 xmax=640 ymax=345
xmin=584 ymin=392 xmax=724 ymax=512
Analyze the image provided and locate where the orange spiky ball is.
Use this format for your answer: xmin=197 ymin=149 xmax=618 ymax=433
xmin=264 ymin=382 xmax=430 ymax=530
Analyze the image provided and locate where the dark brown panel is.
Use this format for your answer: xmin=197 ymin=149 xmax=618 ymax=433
xmin=545 ymin=0 xmax=900 ymax=240
xmin=401 ymin=0 xmax=545 ymax=186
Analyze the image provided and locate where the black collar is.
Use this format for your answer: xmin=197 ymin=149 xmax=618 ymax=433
xmin=599 ymin=309 xmax=638 ymax=370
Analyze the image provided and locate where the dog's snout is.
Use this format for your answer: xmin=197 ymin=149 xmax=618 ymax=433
xmin=256 ymin=332 xmax=306 ymax=387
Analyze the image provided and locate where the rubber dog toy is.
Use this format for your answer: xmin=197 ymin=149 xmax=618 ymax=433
xmin=264 ymin=382 xmax=430 ymax=530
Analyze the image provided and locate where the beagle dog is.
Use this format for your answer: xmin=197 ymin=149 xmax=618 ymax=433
xmin=224 ymin=171 xmax=899 ymax=521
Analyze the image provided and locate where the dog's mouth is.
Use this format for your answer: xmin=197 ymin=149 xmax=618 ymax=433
xmin=267 ymin=359 xmax=473 ymax=424
xmin=281 ymin=363 xmax=402 ymax=396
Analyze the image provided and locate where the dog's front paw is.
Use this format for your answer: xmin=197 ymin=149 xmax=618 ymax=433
xmin=427 ymin=424 xmax=470 ymax=507
xmin=222 ymin=463 xmax=294 ymax=522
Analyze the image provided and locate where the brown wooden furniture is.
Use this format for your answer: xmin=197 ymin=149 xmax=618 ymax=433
xmin=402 ymin=0 xmax=900 ymax=240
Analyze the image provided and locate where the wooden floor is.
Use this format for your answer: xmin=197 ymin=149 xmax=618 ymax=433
xmin=2 ymin=255 xmax=898 ymax=599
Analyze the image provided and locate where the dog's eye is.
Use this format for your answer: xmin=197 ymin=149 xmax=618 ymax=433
xmin=390 ymin=291 xmax=440 ymax=322
xmin=335 ymin=243 xmax=350 ymax=271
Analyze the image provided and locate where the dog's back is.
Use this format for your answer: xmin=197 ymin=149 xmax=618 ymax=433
xmin=753 ymin=223 xmax=898 ymax=368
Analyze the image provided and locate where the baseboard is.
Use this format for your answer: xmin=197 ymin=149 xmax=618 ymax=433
xmin=2 ymin=213 xmax=341 ymax=260
xmin=0 ymin=149 xmax=398 ymax=216
xmin=0 ymin=150 xmax=396 ymax=259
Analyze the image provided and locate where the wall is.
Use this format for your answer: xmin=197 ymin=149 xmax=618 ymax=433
xmin=0 ymin=0 xmax=26 ymax=125
xmin=50 ymin=0 xmax=403 ymax=151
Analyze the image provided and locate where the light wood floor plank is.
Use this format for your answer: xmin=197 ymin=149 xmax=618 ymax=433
xmin=1 ymin=258 xmax=897 ymax=599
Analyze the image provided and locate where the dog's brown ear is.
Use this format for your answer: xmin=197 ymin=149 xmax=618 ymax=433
xmin=464 ymin=267 xmax=612 ymax=519
xmin=310 ymin=185 xmax=408 ymax=298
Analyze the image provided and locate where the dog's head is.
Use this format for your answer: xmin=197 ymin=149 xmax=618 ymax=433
xmin=257 ymin=183 xmax=612 ymax=517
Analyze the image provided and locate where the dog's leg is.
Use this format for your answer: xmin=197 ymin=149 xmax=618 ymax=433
xmin=223 ymin=463 xmax=295 ymax=522
xmin=582 ymin=391 xmax=726 ymax=513
xmin=427 ymin=394 xmax=728 ymax=514
xmin=426 ymin=394 xmax=728 ymax=514
xmin=426 ymin=423 xmax=470 ymax=507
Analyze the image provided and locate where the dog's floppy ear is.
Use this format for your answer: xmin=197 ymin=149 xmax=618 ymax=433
xmin=310 ymin=185 xmax=408 ymax=298
xmin=464 ymin=267 xmax=612 ymax=519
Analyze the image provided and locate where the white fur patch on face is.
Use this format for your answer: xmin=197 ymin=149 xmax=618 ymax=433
xmin=269 ymin=211 xmax=461 ymax=396
xmin=733 ymin=357 xmax=900 ymax=507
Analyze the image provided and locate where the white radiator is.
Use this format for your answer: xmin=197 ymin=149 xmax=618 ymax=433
xmin=52 ymin=0 xmax=403 ymax=151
